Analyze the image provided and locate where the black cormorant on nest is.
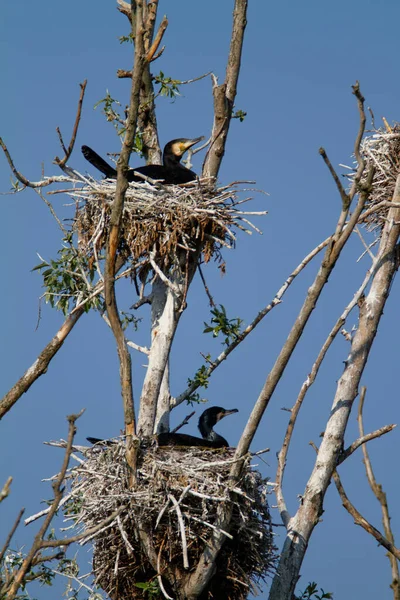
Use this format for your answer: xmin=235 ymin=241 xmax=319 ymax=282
xmin=87 ymin=406 xmax=238 ymax=449
xmin=158 ymin=406 xmax=239 ymax=448
xmin=81 ymin=136 xmax=204 ymax=185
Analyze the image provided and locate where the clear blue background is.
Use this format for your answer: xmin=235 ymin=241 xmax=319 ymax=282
xmin=1 ymin=1 xmax=400 ymax=598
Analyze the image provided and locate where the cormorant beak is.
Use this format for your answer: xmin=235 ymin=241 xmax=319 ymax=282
xmin=182 ymin=136 xmax=205 ymax=151
xmin=218 ymin=408 xmax=239 ymax=421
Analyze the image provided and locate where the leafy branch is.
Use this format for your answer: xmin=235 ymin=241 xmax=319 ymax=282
xmin=203 ymin=304 xmax=243 ymax=346
xmin=94 ymin=91 xmax=143 ymax=149
xmin=32 ymin=234 xmax=101 ymax=316
xmin=232 ymin=109 xmax=247 ymax=122
xmin=295 ymin=582 xmax=333 ymax=600
xmin=153 ymin=71 xmax=181 ymax=99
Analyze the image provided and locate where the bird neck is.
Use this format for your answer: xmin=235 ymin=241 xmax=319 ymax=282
xmin=205 ymin=430 xmax=228 ymax=446
xmin=163 ymin=152 xmax=184 ymax=169
xmin=198 ymin=421 xmax=228 ymax=446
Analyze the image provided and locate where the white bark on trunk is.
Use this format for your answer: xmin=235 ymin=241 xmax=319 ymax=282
xmin=137 ymin=248 xmax=201 ymax=436
xmin=137 ymin=276 xmax=180 ymax=436
xmin=154 ymin=361 xmax=170 ymax=433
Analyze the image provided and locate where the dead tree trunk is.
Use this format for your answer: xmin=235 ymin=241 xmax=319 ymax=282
xmin=268 ymin=173 xmax=400 ymax=599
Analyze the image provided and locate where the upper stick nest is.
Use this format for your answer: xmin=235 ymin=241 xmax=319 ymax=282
xmin=66 ymin=441 xmax=277 ymax=600
xmin=68 ymin=176 xmax=266 ymax=271
xmin=345 ymin=124 xmax=400 ymax=233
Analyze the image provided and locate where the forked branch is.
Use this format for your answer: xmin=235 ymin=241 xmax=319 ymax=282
xmin=202 ymin=0 xmax=248 ymax=179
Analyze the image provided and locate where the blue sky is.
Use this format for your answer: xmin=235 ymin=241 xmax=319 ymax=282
xmin=2 ymin=1 xmax=400 ymax=598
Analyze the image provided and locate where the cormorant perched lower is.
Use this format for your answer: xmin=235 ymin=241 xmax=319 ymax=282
xmin=87 ymin=406 xmax=238 ymax=449
xmin=158 ymin=406 xmax=238 ymax=448
xmin=81 ymin=137 xmax=203 ymax=185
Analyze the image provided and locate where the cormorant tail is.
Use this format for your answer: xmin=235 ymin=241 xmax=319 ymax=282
xmin=82 ymin=145 xmax=117 ymax=178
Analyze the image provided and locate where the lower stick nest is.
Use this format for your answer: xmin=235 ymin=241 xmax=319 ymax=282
xmin=67 ymin=442 xmax=277 ymax=599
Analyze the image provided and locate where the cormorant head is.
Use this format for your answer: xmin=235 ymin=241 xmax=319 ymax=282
xmin=163 ymin=136 xmax=204 ymax=164
xmin=198 ymin=406 xmax=239 ymax=441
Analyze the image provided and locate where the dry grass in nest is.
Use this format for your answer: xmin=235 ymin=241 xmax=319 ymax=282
xmin=67 ymin=176 xmax=266 ymax=271
xmin=343 ymin=124 xmax=400 ymax=233
xmin=66 ymin=442 xmax=277 ymax=599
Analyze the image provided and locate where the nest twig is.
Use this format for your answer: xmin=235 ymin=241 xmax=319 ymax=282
xmin=343 ymin=123 xmax=400 ymax=233
xmin=64 ymin=442 xmax=277 ymax=599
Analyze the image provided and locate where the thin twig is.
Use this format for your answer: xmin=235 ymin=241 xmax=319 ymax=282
xmin=171 ymin=411 xmax=195 ymax=434
xmin=54 ymin=80 xmax=87 ymax=168
xmin=198 ymin=262 xmax=216 ymax=307
xmin=332 ymin=470 xmax=400 ymax=561
xmin=319 ymin=147 xmax=349 ymax=208
xmin=0 ymin=509 xmax=24 ymax=563
xmin=0 ymin=476 xmax=12 ymax=503
xmin=172 ymin=235 xmax=331 ymax=408
xmin=338 ymin=423 xmax=396 ymax=464
xmin=146 ymin=15 xmax=168 ymax=62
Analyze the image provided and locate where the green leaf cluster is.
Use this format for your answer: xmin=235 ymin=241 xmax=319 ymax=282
xmin=94 ymin=91 xmax=143 ymax=150
xmin=118 ymin=32 xmax=134 ymax=44
xmin=0 ymin=549 xmax=84 ymax=599
xmin=295 ymin=582 xmax=333 ymax=600
xmin=134 ymin=579 xmax=160 ymax=598
xmin=186 ymin=357 xmax=212 ymax=404
xmin=153 ymin=71 xmax=181 ymax=99
xmin=32 ymin=235 xmax=101 ymax=316
xmin=120 ymin=311 xmax=141 ymax=332
xmin=203 ymin=304 xmax=243 ymax=346
xmin=233 ymin=109 xmax=247 ymax=122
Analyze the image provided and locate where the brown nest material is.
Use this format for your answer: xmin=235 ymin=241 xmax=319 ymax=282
xmin=344 ymin=124 xmax=400 ymax=233
xmin=67 ymin=177 xmax=267 ymax=270
xmin=66 ymin=441 xmax=277 ymax=599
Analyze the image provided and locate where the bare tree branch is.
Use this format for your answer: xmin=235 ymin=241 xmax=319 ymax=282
xmin=0 ymin=310 xmax=83 ymax=420
xmin=198 ymin=262 xmax=216 ymax=307
xmin=146 ymin=15 xmax=168 ymax=62
xmin=5 ymin=410 xmax=84 ymax=599
xmin=1 ymin=81 xmax=87 ymax=188
xmin=0 ymin=256 xmax=127 ymax=421
xmin=54 ymin=80 xmax=87 ymax=168
xmin=171 ymin=411 xmax=195 ymax=434
xmin=202 ymin=0 xmax=248 ymax=179
xmin=0 ymin=508 xmax=24 ymax=563
xmin=0 ymin=137 xmax=67 ymax=189
xmin=357 ymin=387 xmax=400 ymax=599
xmin=338 ymin=423 xmax=396 ymax=464
xmin=332 ymin=470 xmax=400 ymax=562
xmin=104 ymin=1 xmax=152 ymax=485
xmin=0 ymin=476 xmax=12 ymax=503
xmin=319 ymin=146 xmax=349 ymax=208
